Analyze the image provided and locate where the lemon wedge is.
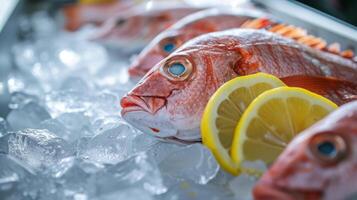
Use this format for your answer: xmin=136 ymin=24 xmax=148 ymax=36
xmin=201 ymin=73 xmax=286 ymax=175
xmin=231 ymin=87 xmax=337 ymax=173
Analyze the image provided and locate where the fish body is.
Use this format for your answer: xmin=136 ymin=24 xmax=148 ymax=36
xmin=63 ymin=0 xmax=136 ymax=31
xmin=253 ymin=100 xmax=357 ymax=200
xmin=128 ymin=8 xmax=267 ymax=77
xmin=92 ymin=5 xmax=203 ymax=52
xmin=121 ymin=29 xmax=357 ymax=142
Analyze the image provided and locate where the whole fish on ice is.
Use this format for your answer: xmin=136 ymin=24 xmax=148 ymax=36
xmin=253 ymin=100 xmax=357 ymax=200
xmin=91 ymin=5 xmax=202 ymax=52
xmin=128 ymin=8 xmax=268 ymax=77
xmin=63 ymin=0 xmax=138 ymax=31
xmin=121 ymin=28 xmax=357 ymax=143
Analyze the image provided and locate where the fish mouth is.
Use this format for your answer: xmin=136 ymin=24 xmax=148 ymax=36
xmin=128 ymin=66 xmax=148 ymax=78
xmin=121 ymin=94 xmax=165 ymax=116
xmin=158 ymin=136 xmax=201 ymax=145
xmin=121 ymin=95 xmax=149 ymax=116
xmin=253 ymin=181 xmax=322 ymax=200
xmin=253 ymin=182 xmax=297 ymax=200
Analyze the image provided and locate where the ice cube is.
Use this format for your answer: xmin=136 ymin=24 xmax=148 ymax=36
xmin=13 ymin=35 xmax=108 ymax=92
xmin=56 ymin=112 xmax=93 ymax=139
xmin=91 ymin=116 xmax=122 ymax=134
xmin=6 ymin=102 xmax=51 ymax=131
xmin=59 ymin=77 xmax=91 ymax=92
xmin=0 ymin=154 xmax=60 ymax=200
xmin=160 ymin=180 xmax=233 ymax=200
xmin=0 ymin=154 xmax=34 ymax=192
xmin=92 ymin=152 xmax=166 ymax=196
xmin=154 ymin=143 xmax=220 ymax=185
xmin=7 ymin=129 xmax=73 ymax=172
xmin=0 ymin=117 xmax=10 ymax=136
xmin=228 ymin=174 xmax=258 ymax=200
xmin=7 ymin=70 xmax=44 ymax=95
xmin=87 ymin=91 xmax=121 ymax=120
xmin=8 ymin=92 xmax=39 ymax=110
xmin=96 ymin=188 xmax=153 ymax=200
xmin=241 ymin=160 xmax=268 ymax=176
xmin=50 ymin=157 xmax=102 ymax=199
xmin=39 ymin=119 xmax=72 ymax=141
xmin=45 ymin=91 xmax=93 ymax=118
xmin=132 ymin=133 xmax=159 ymax=154
xmin=79 ymin=122 xmax=139 ymax=164
xmin=209 ymin=170 xmax=235 ymax=186
xmin=94 ymin=62 xmax=132 ymax=89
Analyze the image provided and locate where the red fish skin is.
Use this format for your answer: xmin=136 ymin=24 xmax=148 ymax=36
xmin=281 ymin=76 xmax=357 ymax=105
xmin=121 ymin=29 xmax=357 ymax=142
xmin=92 ymin=6 xmax=203 ymax=51
xmin=253 ymin=101 xmax=357 ymax=200
xmin=63 ymin=0 xmax=134 ymax=31
xmin=129 ymin=8 xmax=267 ymax=78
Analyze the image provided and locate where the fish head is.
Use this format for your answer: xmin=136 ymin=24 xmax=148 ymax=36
xmin=253 ymin=101 xmax=357 ymax=200
xmin=121 ymin=36 xmax=239 ymax=142
xmin=128 ymin=30 xmax=202 ymax=78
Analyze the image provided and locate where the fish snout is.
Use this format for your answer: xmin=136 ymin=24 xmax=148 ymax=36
xmin=120 ymin=94 xmax=166 ymax=116
xmin=128 ymin=66 xmax=148 ymax=78
xmin=253 ymin=181 xmax=295 ymax=200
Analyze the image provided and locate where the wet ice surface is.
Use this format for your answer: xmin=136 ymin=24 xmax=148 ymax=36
xmin=0 ymin=12 xmax=259 ymax=200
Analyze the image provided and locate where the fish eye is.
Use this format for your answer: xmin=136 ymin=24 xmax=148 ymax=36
xmin=160 ymin=56 xmax=193 ymax=81
xmin=308 ymin=133 xmax=348 ymax=165
xmin=159 ymin=37 xmax=180 ymax=54
xmin=162 ymin=42 xmax=176 ymax=53
xmin=168 ymin=63 xmax=186 ymax=77
xmin=116 ymin=18 xmax=126 ymax=26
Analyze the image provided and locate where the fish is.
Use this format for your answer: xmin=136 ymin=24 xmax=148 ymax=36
xmin=280 ymin=75 xmax=357 ymax=105
xmin=120 ymin=28 xmax=357 ymax=143
xmin=62 ymin=0 xmax=137 ymax=31
xmin=91 ymin=5 xmax=203 ymax=52
xmin=128 ymin=8 xmax=269 ymax=78
xmin=253 ymin=100 xmax=357 ymax=200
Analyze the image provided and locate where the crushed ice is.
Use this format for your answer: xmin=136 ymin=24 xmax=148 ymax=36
xmin=0 ymin=10 xmax=262 ymax=200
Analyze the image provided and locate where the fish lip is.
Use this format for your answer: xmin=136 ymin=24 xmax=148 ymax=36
xmin=120 ymin=95 xmax=152 ymax=116
xmin=128 ymin=66 xmax=147 ymax=78
xmin=158 ymin=136 xmax=201 ymax=145
xmin=121 ymin=106 xmax=145 ymax=116
xmin=253 ymin=181 xmax=297 ymax=200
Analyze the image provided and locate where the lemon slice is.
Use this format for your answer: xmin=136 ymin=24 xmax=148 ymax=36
xmin=231 ymin=87 xmax=338 ymax=173
xmin=201 ymin=73 xmax=286 ymax=175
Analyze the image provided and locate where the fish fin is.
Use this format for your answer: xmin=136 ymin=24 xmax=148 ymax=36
xmin=240 ymin=17 xmax=275 ymax=29
xmin=242 ymin=18 xmax=355 ymax=60
xmin=280 ymin=75 xmax=357 ymax=105
xmin=63 ymin=5 xmax=82 ymax=31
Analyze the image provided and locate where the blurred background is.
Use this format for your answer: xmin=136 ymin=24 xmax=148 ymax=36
xmin=297 ymin=0 xmax=357 ymax=26
xmin=21 ymin=0 xmax=357 ymax=26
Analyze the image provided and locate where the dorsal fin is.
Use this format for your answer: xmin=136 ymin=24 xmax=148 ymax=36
xmin=241 ymin=18 xmax=355 ymax=60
